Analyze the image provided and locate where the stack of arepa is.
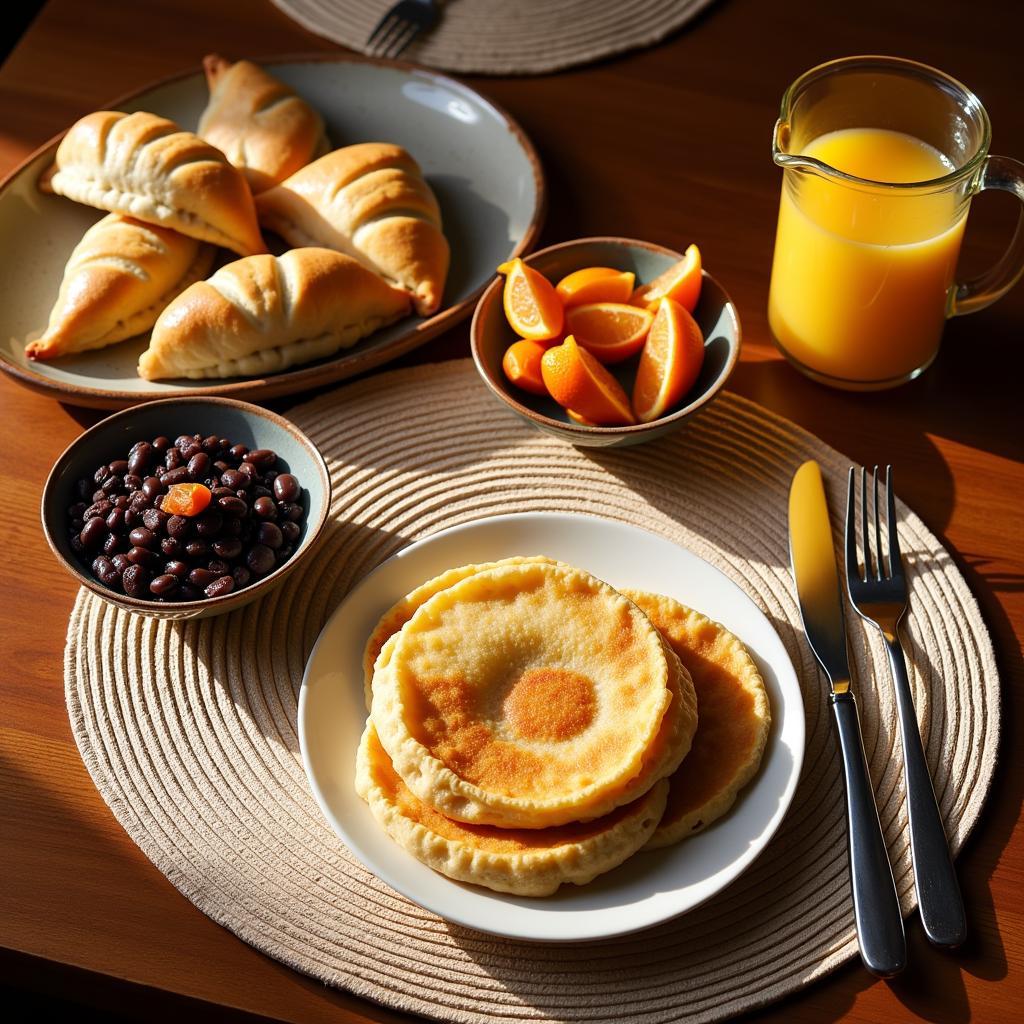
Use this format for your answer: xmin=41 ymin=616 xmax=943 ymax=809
xmin=357 ymin=558 xmax=770 ymax=896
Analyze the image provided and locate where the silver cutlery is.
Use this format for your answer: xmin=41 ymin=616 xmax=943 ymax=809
xmin=366 ymin=0 xmax=439 ymax=60
xmin=789 ymin=459 xmax=906 ymax=977
xmin=845 ymin=465 xmax=967 ymax=949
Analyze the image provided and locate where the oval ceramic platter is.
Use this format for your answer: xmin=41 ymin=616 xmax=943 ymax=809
xmin=0 ymin=55 xmax=545 ymax=408
xmin=299 ymin=513 xmax=805 ymax=942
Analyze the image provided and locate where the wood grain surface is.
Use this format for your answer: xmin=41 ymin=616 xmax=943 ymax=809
xmin=1 ymin=1 xmax=1021 ymax=1022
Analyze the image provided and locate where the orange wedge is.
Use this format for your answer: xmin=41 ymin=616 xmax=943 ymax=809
xmin=630 ymin=244 xmax=702 ymax=313
xmin=566 ymin=409 xmax=601 ymax=427
xmin=555 ymin=267 xmax=636 ymax=308
xmin=541 ymin=336 xmax=636 ymax=426
xmin=632 ymin=298 xmax=705 ymax=423
xmin=501 ymin=339 xmax=549 ymax=396
xmin=564 ymin=302 xmax=654 ymax=364
xmin=497 ymin=258 xmax=564 ymax=343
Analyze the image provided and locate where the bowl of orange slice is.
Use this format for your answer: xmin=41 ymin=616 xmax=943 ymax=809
xmin=471 ymin=237 xmax=740 ymax=447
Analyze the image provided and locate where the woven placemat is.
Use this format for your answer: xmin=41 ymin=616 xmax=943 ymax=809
xmin=272 ymin=0 xmax=717 ymax=75
xmin=65 ymin=360 xmax=998 ymax=1024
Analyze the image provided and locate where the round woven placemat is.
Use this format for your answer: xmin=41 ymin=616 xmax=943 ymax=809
xmin=272 ymin=0 xmax=717 ymax=75
xmin=65 ymin=360 xmax=998 ymax=1024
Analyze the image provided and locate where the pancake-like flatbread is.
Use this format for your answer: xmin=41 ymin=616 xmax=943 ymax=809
xmin=356 ymin=723 xmax=669 ymax=896
xmin=362 ymin=556 xmax=560 ymax=710
xmin=621 ymin=590 xmax=771 ymax=848
xmin=371 ymin=561 xmax=694 ymax=829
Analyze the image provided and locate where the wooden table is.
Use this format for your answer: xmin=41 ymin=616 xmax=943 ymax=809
xmin=2 ymin=1 xmax=1021 ymax=1021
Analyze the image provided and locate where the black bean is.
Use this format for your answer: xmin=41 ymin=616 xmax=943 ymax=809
xmin=123 ymin=474 xmax=143 ymax=492
xmin=187 ymin=452 xmax=210 ymax=480
xmin=91 ymin=555 xmax=119 ymax=585
xmin=142 ymin=476 xmax=164 ymax=500
xmin=101 ymin=475 xmax=121 ymax=495
xmin=256 ymin=522 xmax=283 ymax=550
xmin=129 ymin=491 xmax=150 ymax=510
xmin=76 ymin=478 xmax=93 ymax=500
xmin=69 ymin=534 xmax=85 ymax=555
xmin=246 ymin=544 xmax=275 ymax=577
xmin=103 ymin=532 xmax=126 ymax=556
xmin=178 ymin=583 xmax=203 ymax=602
xmin=128 ymin=526 xmax=156 ymax=549
xmin=232 ymin=565 xmax=251 ymax=589
xmin=124 ymin=508 xmax=139 ymax=529
xmin=229 ymin=444 xmax=248 ymax=460
xmin=115 ymin=494 xmax=131 ymax=509
xmin=218 ymin=496 xmax=248 ymax=516
xmin=207 ymin=558 xmax=230 ymax=576
xmin=180 ymin=441 xmax=202 ymax=461
xmin=68 ymin=501 xmax=87 ymax=519
xmin=281 ymin=521 xmax=300 ymax=543
xmin=184 ymin=540 xmax=209 ymax=559
xmin=84 ymin=499 xmax=112 ymax=520
xmin=202 ymin=434 xmax=220 ymax=453
xmin=205 ymin=575 xmax=234 ymax=599
xmin=126 ymin=545 xmax=160 ymax=567
xmin=92 ymin=488 xmax=107 ymax=503
xmin=237 ymin=461 xmax=257 ymax=482
xmin=160 ymin=466 xmax=190 ymax=486
xmin=122 ymin=563 xmax=150 ymax=597
xmin=105 ymin=507 xmax=125 ymax=532
xmin=166 ymin=515 xmax=190 ymax=538
xmin=211 ymin=486 xmax=236 ymax=501
xmin=272 ymin=473 xmax=299 ymax=502
xmin=220 ymin=468 xmax=246 ymax=490
xmin=160 ymin=536 xmax=182 ymax=557
xmin=164 ymin=560 xmax=189 ymax=578
xmin=93 ymin=465 xmax=110 ymax=485
xmin=188 ymin=568 xmax=219 ymax=588
xmin=111 ymin=553 xmax=131 ymax=572
xmin=127 ymin=442 xmax=153 ymax=477
xmin=80 ymin=517 xmax=108 ymax=551
xmin=279 ymin=502 xmax=303 ymax=522
xmin=276 ymin=544 xmax=294 ymax=563
xmin=164 ymin=447 xmax=183 ymax=470
xmin=225 ymin=517 xmax=243 ymax=537
xmin=174 ymin=435 xmax=192 ymax=451
xmin=152 ymin=436 xmax=171 ymax=453
xmin=150 ymin=574 xmax=179 ymax=597
xmin=253 ymin=496 xmax=276 ymax=519
xmin=108 ymin=459 xmax=130 ymax=476
xmin=142 ymin=508 xmax=167 ymax=533
xmin=212 ymin=538 xmax=242 ymax=560
xmin=194 ymin=511 xmax=222 ymax=537
xmin=244 ymin=448 xmax=277 ymax=471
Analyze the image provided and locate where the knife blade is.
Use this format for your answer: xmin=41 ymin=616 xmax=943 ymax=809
xmin=789 ymin=460 xmax=906 ymax=977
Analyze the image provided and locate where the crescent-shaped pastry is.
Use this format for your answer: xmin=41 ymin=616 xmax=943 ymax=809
xmin=137 ymin=247 xmax=411 ymax=380
xmin=356 ymin=723 xmax=670 ymax=896
xmin=198 ymin=54 xmax=329 ymax=193
xmin=40 ymin=110 xmax=265 ymax=256
xmin=25 ymin=214 xmax=215 ymax=361
xmin=621 ymin=591 xmax=771 ymax=848
xmin=255 ymin=143 xmax=450 ymax=316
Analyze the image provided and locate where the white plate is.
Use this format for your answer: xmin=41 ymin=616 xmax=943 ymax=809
xmin=299 ymin=513 xmax=804 ymax=942
xmin=0 ymin=55 xmax=544 ymax=408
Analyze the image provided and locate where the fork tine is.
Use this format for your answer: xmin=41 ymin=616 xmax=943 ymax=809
xmin=366 ymin=11 xmax=396 ymax=49
xmin=859 ymin=466 xmax=872 ymax=581
xmin=886 ymin=465 xmax=901 ymax=573
xmin=372 ymin=16 xmax=405 ymax=56
xmin=845 ymin=466 xmax=860 ymax=582
xmin=387 ymin=21 xmax=420 ymax=59
xmin=872 ymin=465 xmax=884 ymax=579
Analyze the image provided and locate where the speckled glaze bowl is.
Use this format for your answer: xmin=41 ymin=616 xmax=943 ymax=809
xmin=41 ymin=398 xmax=331 ymax=619
xmin=471 ymin=237 xmax=741 ymax=448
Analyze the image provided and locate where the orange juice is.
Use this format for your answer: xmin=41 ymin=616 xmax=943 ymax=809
xmin=768 ymin=127 xmax=966 ymax=385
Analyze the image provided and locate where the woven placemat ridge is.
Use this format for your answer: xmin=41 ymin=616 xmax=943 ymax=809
xmin=64 ymin=359 xmax=998 ymax=1024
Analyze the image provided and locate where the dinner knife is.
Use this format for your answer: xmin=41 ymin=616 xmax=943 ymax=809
xmin=789 ymin=460 xmax=906 ymax=978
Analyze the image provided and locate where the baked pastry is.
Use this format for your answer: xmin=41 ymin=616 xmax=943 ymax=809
xmin=198 ymin=54 xmax=329 ymax=194
xmin=356 ymin=723 xmax=669 ymax=896
xmin=40 ymin=110 xmax=265 ymax=256
xmin=621 ymin=591 xmax=771 ymax=848
xmin=370 ymin=561 xmax=696 ymax=828
xmin=362 ymin=556 xmax=561 ymax=709
xmin=25 ymin=214 xmax=215 ymax=361
xmin=255 ymin=143 xmax=449 ymax=316
xmin=137 ymin=247 xmax=410 ymax=380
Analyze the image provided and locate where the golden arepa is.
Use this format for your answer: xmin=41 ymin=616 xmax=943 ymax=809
xmin=362 ymin=556 xmax=558 ymax=710
xmin=621 ymin=590 xmax=770 ymax=848
xmin=371 ymin=561 xmax=689 ymax=828
xmin=356 ymin=724 xmax=669 ymax=896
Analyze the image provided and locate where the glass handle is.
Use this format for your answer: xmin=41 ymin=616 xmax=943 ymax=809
xmin=950 ymin=155 xmax=1024 ymax=316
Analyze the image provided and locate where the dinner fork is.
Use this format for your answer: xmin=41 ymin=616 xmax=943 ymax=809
xmin=844 ymin=465 xmax=966 ymax=949
xmin=365 ymin=0 xmax=439 ymax=60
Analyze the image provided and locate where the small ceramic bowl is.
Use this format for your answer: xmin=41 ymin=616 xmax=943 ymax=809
xmin=471 ymin=237 xmax=741 ymax=447
xmin=41 ymin=397 xmax=331 ymax=620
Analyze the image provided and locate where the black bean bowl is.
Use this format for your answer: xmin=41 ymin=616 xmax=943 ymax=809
xmin=41 ymin=397 xmax=331 ymax=620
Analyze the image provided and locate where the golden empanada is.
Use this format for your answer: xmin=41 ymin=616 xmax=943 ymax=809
xmin=198 ymin=54 xmax=328 ymax=193
xmin=255 ymin=143 xmax=449 ymax=316
xmin=25 ymin=213 xmax=215 ymax=361
xmin=41 ymin=110 xmax=265 ymax=256
xmin=137 ymin=247 xmax=410 ymax=380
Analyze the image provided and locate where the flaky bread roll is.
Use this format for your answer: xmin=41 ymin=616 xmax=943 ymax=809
xmin=26 ymin=214 xmax=216 ymax=361
xmin=138 ymin=247 xmax=411 ymax=380
xmin=255 ymin=143 xmax=450 ymax=316
xmin=198 ymin=54 xmax=329 ymax=194
xmin=40 ymin=110 xmax=265 ymax=256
